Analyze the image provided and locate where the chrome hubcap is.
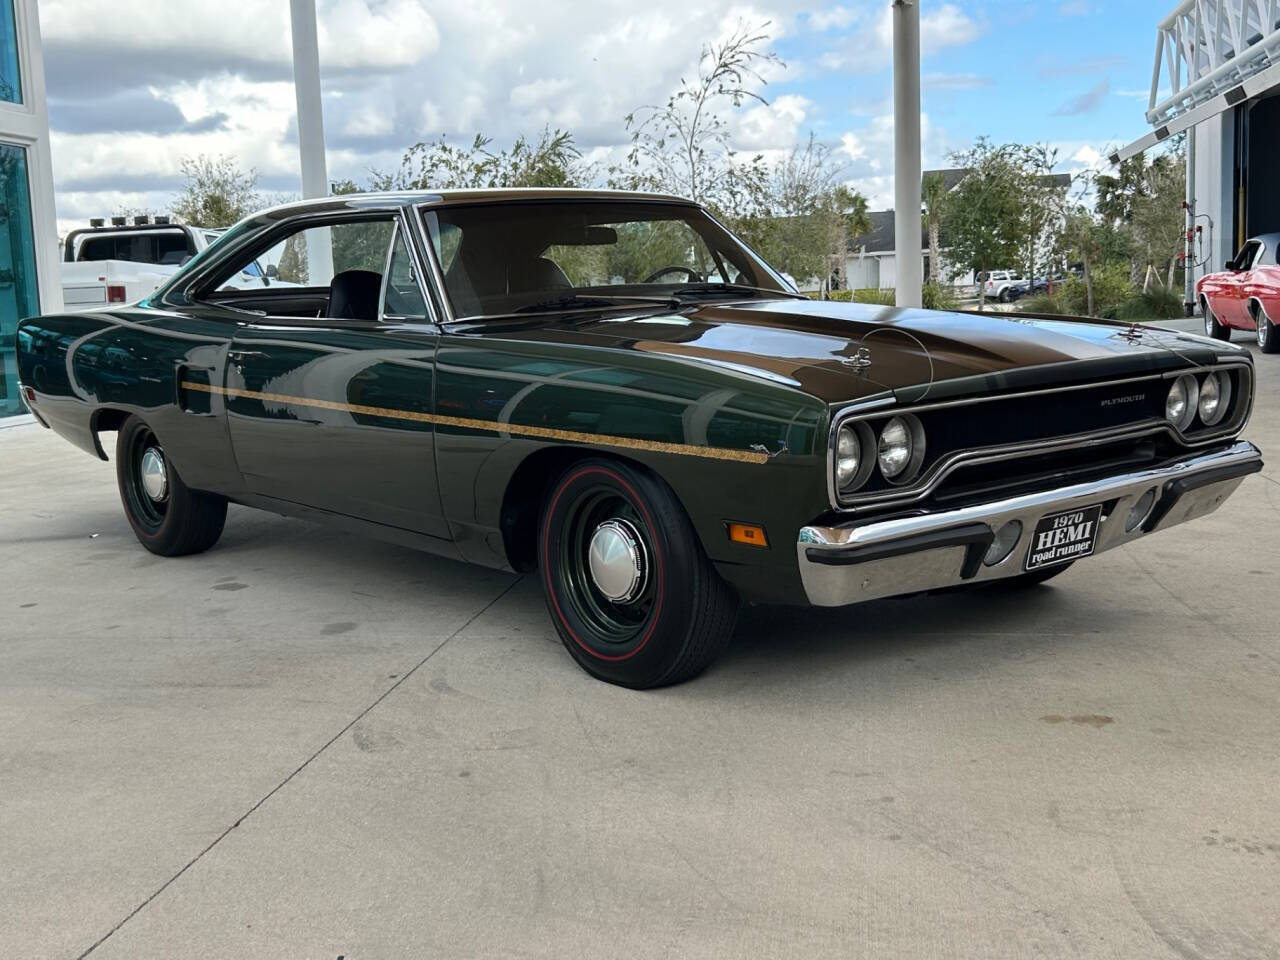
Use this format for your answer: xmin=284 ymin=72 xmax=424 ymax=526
xmin=1260 ymin=316 xmax=1269 ymax=347
xmin=587 ymin=519 xmax=647 ymax=604
xmin=139 ymin=446 xmax=168 ymax=501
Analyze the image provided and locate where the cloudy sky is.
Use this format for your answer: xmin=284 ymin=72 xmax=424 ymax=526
xmin=39 ymin=0 xmax=1164 ymax=233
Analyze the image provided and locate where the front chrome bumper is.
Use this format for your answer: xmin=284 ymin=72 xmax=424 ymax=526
xmin=797 ymin=440 xmax=1263 ymax=607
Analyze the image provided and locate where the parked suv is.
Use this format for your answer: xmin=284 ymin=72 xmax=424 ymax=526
xmin=979 ymin=269 xmax=1025 ymax=302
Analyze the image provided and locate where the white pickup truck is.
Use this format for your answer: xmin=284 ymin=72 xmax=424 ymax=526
xmin=61 ymin=218 xmax=275 ymax=309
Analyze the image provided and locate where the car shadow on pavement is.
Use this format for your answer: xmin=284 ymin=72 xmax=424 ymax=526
xmin=713 ymin=578 xmax=1119 ymax=681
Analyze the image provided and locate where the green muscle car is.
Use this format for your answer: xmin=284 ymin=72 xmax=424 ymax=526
xmin=15 ymin=190 xmax=1263 ymax=687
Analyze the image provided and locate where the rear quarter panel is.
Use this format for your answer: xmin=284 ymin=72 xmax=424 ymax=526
xmin=16 ymin=308 xmax=242 ymax=494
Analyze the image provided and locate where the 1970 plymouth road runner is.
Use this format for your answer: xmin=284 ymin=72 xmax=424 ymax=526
xmin=15 ymin=190 xmax=1263 ymax=687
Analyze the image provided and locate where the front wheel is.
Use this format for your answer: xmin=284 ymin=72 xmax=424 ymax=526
xmin=116 ymin=415 xmax=227 ymax=556
xmin=1203 ymin=300 xmax=1231 ymax=340
xmin=539 ymin=458 xmax=738 ymax=688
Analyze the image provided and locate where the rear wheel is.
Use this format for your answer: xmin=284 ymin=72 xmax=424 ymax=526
xmin=116 ymin=416 xmax=227 ymax=556
xmin=538 ymin=458 xmax=738 ymax=688
xmin=1203 ymin=299 xmax=1231 ymax=341
xmin=1255 ymin=303 xmax=1279 ymax=354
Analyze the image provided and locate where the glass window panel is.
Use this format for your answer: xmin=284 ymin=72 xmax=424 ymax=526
xmin=382 ymin=229 xmax=428 ymax=319
xmin=0 ymin=0 xmax=21 ymax=104
xmin=1 ymin=142 xmax=39 ymax=416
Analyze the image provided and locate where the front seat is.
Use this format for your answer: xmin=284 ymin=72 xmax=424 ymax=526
xmin=508 ymin=256 xmax=572 ymax=294
xmin=327 ymin=269 xmax=383 ymax=322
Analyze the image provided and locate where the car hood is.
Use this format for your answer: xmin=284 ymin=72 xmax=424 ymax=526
xmin=489 ymin=299 xmax=1236 ymax=405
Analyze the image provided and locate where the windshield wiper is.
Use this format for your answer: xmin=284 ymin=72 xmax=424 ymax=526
xmin=513 ymin=293 xmax=675 ymax=314
xmin=668 ymin=283 xmax=807 ymax=302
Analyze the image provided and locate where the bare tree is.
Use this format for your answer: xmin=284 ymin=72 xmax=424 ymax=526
xmin=622 ymin=22 xmax=780 ymax=207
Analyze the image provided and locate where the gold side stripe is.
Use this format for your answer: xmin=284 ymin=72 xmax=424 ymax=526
xmin=180 ymin=381 xmax=771 ymax=465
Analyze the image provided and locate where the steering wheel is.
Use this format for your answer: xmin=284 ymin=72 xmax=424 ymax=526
xmin=643 ymin=265 xmax=703 ymax=284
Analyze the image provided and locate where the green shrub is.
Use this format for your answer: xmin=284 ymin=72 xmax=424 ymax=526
xmin=851 ymin=288 xmax=897 ymax=306
xmin=922 ymin=282 xmax=959 ymax=311
xmin=1057 ymin=264 xmax=1134 ymax=317
xmin=1115 ymin=284 xmax=1185 ymax=320
xmin=821 ymin=286 xmax=958 ymax=309
xmin=1018 ymin=294 xmax=1065 ymax=315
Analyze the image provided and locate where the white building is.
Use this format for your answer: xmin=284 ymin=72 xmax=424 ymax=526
xmin=1112 ymin=0 xmax=1280 ymax=307
xmin=844 ymin=168 xmax=1067 ymax=291
xmin=0 ymin=0 xmax=58 ymax=418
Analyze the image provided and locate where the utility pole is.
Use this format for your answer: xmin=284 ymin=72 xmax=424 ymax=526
xmin=892 ymin=0 xmax=923 ymax=308
xmin=289 ymin=0 xmax=333 ymax=283
xmin=1184 ymin=125 xmax=1196 ymax=316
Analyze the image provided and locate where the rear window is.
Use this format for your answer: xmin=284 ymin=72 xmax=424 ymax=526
xmin=76 ymin=230 xmax=195 ymax=266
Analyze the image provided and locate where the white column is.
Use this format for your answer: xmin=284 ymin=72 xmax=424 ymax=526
xmin=289 ymin=0 xmax=333 ymax=282
xmin=892 ymin=0 xmax=922 ymax=309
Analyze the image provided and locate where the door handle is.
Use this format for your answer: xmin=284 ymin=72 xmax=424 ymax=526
xmin=227 ymin=349 xmax=267 ymax=370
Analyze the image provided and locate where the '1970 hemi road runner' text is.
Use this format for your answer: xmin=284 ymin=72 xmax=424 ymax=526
xmin=15 ymin=190 xmax=1263 ymax=687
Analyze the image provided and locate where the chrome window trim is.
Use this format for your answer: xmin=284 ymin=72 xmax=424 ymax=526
xmin=826 ymin=360 xmax=1254 ymax=511
xmin=379 ymin=213 xmax=438 ymax=325
xmin=411 ymin=203 xmax=457 ymax=324
xmin=412 ymin=198 xmax=790 ymax=326
xmin=166 ymin=203 xmax=410 ymax=306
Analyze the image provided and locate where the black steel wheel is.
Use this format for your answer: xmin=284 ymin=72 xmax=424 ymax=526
xmin=116 ymin=415 xmax=227 ymax=556
xmin=1203 ymin=299 xmax=1231 ymax=341
xmin=539 ymin=458 xmax=738 ymax=688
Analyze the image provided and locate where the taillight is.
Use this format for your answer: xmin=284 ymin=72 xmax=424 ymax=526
xmin=107 ymin=284 xmax=127 ymax=303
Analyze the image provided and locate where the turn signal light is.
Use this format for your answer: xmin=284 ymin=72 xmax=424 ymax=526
xmin=727 ymin=522 xmax=768 ymax=548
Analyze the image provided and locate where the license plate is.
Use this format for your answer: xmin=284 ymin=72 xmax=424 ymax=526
xmin=1025 ymin=504 xmax=1103 ymax=570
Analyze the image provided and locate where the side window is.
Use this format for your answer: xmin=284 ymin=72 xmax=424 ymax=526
xmin=218 ymin=219 xmax=396 ymax=292
xmin=383 ymin=229 xmax=429 ymax=319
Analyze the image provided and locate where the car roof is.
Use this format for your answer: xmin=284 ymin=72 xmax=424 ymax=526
xmin=1251 ymin=232 xmax=1280 ymax=251
xmin=248 ymin=187 xmax=697 ymax=224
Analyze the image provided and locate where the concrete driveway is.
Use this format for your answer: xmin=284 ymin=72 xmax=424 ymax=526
xmin=4 ymin=333 xmax=1279 ymax=959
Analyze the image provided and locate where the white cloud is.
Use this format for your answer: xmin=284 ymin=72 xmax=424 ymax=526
xmin=42 ymin=0 xmax=440 ymax=69
xmin=835 ymin=111 xmax=954 ymax=208
xmin=818 ymin=3 xmax=981 ymax=73
xmin=807 ymin=5 xmax=855 ymax=31
xmin=735 ymin=94 xmax=811 ymax=149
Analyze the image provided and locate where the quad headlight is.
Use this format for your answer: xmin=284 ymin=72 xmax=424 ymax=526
xmin=876 ymin=415 xmax=926 ymax=484
xmin=835 ymin=425 xmax=860 ymax=487
xmin=834 ymin=421 xmax=874 ymax=492
xmin=1197 ymin=370 xmax=1232 ymax=426
xmin=1164 ymin=374 xmax=1199 ymax=432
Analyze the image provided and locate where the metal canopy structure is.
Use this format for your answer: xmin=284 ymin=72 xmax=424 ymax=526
xmin=1113 ymin=0 xmax=1280 ymax=162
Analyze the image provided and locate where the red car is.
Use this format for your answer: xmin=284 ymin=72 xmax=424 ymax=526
xmin=1198 ymin=233 xmax=1280 ymax=353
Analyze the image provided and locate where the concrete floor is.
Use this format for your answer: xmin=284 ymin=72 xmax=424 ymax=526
xmin=4 ymin=328 xmax=1279 ymax=959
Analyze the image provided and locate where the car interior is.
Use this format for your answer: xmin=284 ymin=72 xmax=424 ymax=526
xmin=201 ymin=217 xmax=406 ymax=322
xmin=197 ymin=203 xmax=777 ymax=323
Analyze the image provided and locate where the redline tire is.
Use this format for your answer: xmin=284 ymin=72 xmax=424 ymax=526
xmin=115 ymin=416 xmax=227 ymax=557
xmin=538 ymin=458 xmax=738 ymax=688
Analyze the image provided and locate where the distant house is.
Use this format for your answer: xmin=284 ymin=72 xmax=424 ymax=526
xmin=843 ymin=167 xmax=1070 ymax=291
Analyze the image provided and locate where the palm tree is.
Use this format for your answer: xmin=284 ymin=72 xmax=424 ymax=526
xmin=921 ymin=172 xmax=946 ymax=284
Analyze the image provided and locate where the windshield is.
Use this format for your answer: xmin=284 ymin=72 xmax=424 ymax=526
xmin=420 ymin=200 xmax=787 ymax=318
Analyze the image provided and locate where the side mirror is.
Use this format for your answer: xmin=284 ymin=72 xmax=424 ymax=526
xmin=266 ymin=263 xmax=279 ymax=278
